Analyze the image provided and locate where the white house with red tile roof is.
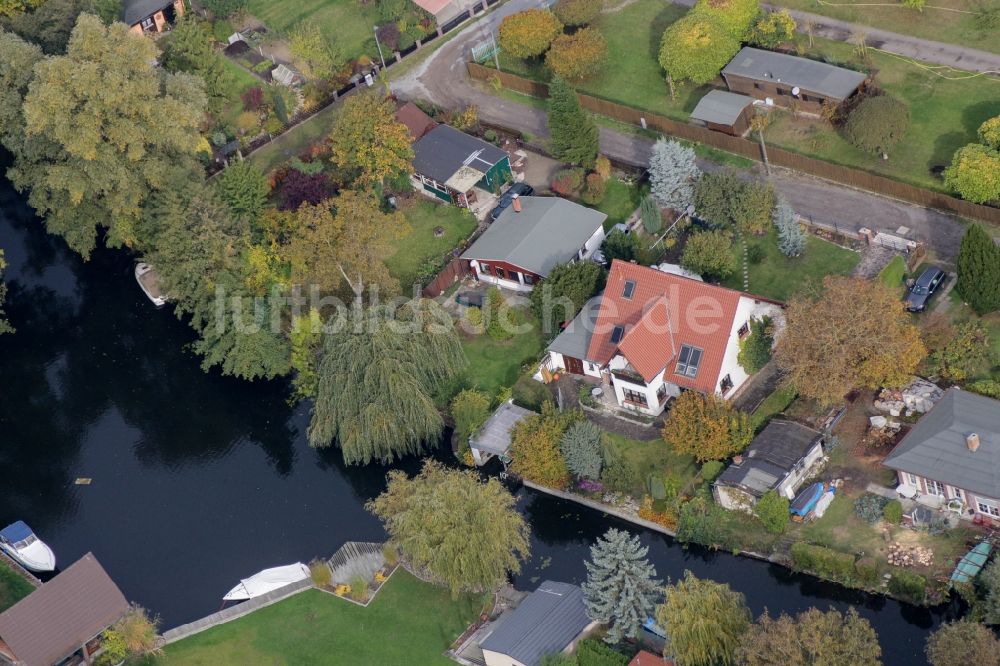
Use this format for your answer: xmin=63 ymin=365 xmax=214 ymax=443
xmin=543 ymin=260 xmax=783 ymax=416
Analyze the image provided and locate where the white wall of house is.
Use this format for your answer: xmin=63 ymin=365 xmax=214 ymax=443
xmin=469 ymin=261 xmax=533 ymax=293
xmin=714 ymin=485 xmax=755 ymax=511
xmin=717 ymin=297 xmax=784 ymax=398
xmin=578 ymin=226 xmax=606 ymax=261
xmin=544 ymin=351 xmax=603 ymax=379
xmin=607 ymin=355 xmax=678 ymax=416
xmin=777 ymin=440 xmax=825 ymax=499
xmin=483 ymin=649 xmax=527 ymax=666
xmin=894 ymin=470 xmax=985 ymax=515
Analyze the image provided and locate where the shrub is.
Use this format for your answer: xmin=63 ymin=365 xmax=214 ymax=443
xmin=513 ymin=375 xmax=552 ymax=411
xmin=484 ymin=287 xmax=513 ymax=341
xmin=681 ymin=230 xmax=737 ymax=280
xmin=452 ymin=389 xmax=492 ymax=443
xmin=241 ymin=86 xmax=265 ymax=112
xmin=929 ymin=321 xmax=992 ymax=381
xmin=888 ymin=570 xmax=926 ymax=604
xmin=883 ymin=499 xmax=903 ymax=525
xmin=236 ymin=111 xmax=260 ymax=134
xmin=700 ymin=460 xmax=725 ymax=483
xmin=746 ymin=243 xmax=764 ymax=264
xmin=546 ymin=27 xmax=607 ymax=81
xmin=498 ymin=9 xmax=563 ymax=59
xmin=551 ymin=167 xmax=585 ymax=196
xmin=253 ymin=60 xmax=274 ymax=74
xmin=755 ymin=490 xmax=789 ymax=533
xmin=790 ymin=542 xmax=856 ymax=582
xmin=843 ymin=95 xmax=910 ymax=156
xmin=944 ymin=144 xmax=1000 ymax=204
xmin=270 ymin=87 xmax=289 ymax=124
xmin=465 ymin=304 xmax=483 ymax=330
xmin=594 ymin=155 xmax=612 ymax=180
xmin=980 ymin=115 xmax=1000 ymax=150
xmin=553 ymin=0 xmax=603 ymax=26
xmin=212 ymin=19 xmax=234 ymax=43
xmin=509 ymin=403 xmax=579 ymax=487
xmin=601 ymin=446 xmax=637 ymax=492
xmin=310 ymin=560 xmax=332 ymax=587
xmin=580 ymin=172 xmax=606 ymax=204
xmin=600 ymin=229 xmax=659 ymax=265
xmin=854 ymin=558 xmax=881 ymax=588
xmin=640 ymin=195 xmax=662 ymax=234
xmin=560 ymin=420 xmax=603 ymax=479
xmin=749 ymin=9 xmax=796 ymax=47
xmin=575 ymin=638 xmax=630 ymax=665
xmin=349 ymin=575 xmax=370 ymax=602
xmin=483 ymin=129 xmax=499 ymax=144
xmin=382 ymin=543 xmax=399 ymax=567
xmin=648 ymin=475 xmax=667 ymax=500
xmin=377 ymin=23 xmax=401 ymax=51
xmin=203 ymin=0 xmax=246 ymax=18
xmin=969 ymin=380 xmax=1000 ymax=399
xmin=277 ymin=170 xmax=335 ymax=211
xmin=854 ymin=493 xmax=890 ymax=524
xmin=737 ymin=316 xmax=774 ymax=374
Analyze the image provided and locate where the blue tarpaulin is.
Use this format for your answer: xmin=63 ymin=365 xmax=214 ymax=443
xmin=790 ymin=483 xmax=825 ymax=517
xmin=0 ymin=521 xmax=32 ymax=543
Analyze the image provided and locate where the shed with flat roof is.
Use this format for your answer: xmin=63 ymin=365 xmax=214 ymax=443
xmin=469 ymin=401 xmax=534 ymax=466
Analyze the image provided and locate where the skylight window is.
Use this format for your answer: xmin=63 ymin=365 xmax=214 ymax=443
xmin=675 ymin=345 xmax=703 ymax=377
xmin=610 ymin=325 xmax=625 ymax=344
xmin=622 ymin=280 xmax=636 ymax=299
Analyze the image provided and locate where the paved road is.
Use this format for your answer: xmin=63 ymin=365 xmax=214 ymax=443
xmin=394 ymin=0 xmax=967 ymax=261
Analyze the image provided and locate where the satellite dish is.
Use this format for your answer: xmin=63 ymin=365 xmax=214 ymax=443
xmin=792 ymin=86 xmax=801 ymax=97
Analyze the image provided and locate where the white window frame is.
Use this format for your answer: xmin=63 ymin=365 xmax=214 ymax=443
xmin=926 ymin=479 xmax=945 ymax=497
xmin=907 ymin=473 xmax=919 ymax=486
xmin=977 ymin=497 xmax=1000 ymax=518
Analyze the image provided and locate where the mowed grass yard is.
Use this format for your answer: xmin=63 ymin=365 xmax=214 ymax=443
xmin=603 ymin=431 xmax=699 ymax=496
xmin=153 ymin=571 xmax=485 ymax=666
xmin=721 ymin=230 xmax=860 ymax=301
xmin=247 ymin=0 xmax=379 ymax=61
xmin=388 ymin=199 xmax=478 ymax=291
xmin=500 ymin=0 xmax=1000 ymax=191
xmin=0 ymin=565 xmax=34 ymax=613
xmin=460 ymin=307 xmax=546 ymax=397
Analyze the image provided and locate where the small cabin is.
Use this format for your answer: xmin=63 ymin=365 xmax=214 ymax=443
xmin=689 ymin=90 xmax=755 ymax=136
xmin=123 ymin=0 xmax=185 ymax=34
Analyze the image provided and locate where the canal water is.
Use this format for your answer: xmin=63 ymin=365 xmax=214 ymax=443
xmin=0 ymin=175 xmax=959 ymax=663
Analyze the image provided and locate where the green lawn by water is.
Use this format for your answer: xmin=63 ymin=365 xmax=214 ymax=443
xmin=155 ymin=571 xmax=485 ymax=665
xmin=247 ymin=0 xmax=380 ymax=61
xmin=723 ymin=231 xmax=860 ymax=302
xmin=0 ymin=565 xmax=34 ymax=613
xmin=460 ymin=308 xmax=545 ymax=398
xmin=603 ymin=431 xmax=699 ymax=496
xmin=388 ymin=200 xmax=478 ymax=291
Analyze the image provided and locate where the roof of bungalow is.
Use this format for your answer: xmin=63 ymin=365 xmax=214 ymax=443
xmin=722 ymin=47 xmax=867 ymax=100
xmin=884 ymin=388 xmax=1000 ymax=498
xmin=689 ymin=90 xmax=755 ymax=126
xmin=411 ymin=125 xmax=509 ymax=186
xmin=716 ymin=420 xmax=823 ymax=497
xmin=461 ymin=197 xmax=606 ymax=276
xmin=547 ymin=296 xmax=602 ymax=361
xmin=480 ymin=581 xmax=591 ymax=666
xmin=469 ymin=401 xmax=534 ymax=456
xmin=395 ymin=102 xmax=438 ymax=141
xmin=0 ymin=553 xmax=129 ymax=666
xmin=121 ymin=0 xmax=173 ymax=26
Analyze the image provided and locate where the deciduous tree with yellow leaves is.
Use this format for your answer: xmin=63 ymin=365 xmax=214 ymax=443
xmin=658 ymin=13 xmax=739 ymax=97
xmin=498 ymin=9 xmax=563 ymax=59
xmin=546 ymin=27 xmax=607 ymax=81
xmin=328 ymin=90 xmax=413 ymax=190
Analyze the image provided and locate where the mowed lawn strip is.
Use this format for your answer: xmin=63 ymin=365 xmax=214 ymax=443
xmin=247 ymin=0 xmax=380 ymax=61
xmin=153 ymin=571 xmax=485 ymax=666
xmin=389 ymin=200 xmax=478 ymax=291
xmin=0 ymin=564 xmax=34 ymax=613
xmin=460 ymin=308 xmax=545 ymax=398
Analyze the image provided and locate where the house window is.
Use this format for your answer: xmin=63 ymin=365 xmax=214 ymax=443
xmin=610 ymin=325 xmax=625 ymax=344
xmin=141 ymin=16 xmax=155 ymax=30
xmin=656 ymin=384 xmax=667 ymax=404
xmin=480 ymin=262 xmax=490 ymax=274
xmin=927 ymin=480 xmax=945 ymax=497
xmin=977 ymin=497 xmax=1000 ymax=517
xmin=623 ymin=280 xmax=636 ymax=299
xmin=737 ymin=322 xmax=750 ymax=339
xmin=907 ymin=473 xmax=919 ymax=486
xmin=776 ymin=88 xmax=787 ymax=96
xmin=952 ymin=488 xmax=964 ymax=502
xmin=675 ymin=345 xmax=703 ymax=378
xmin=495 ymin=267 xmax=505 ymax=279
xmin=523 ymin=274 xmax=535 ymax=285
xmin=622 ymin=388 xmax=647 ymax=407
xmin=720 ymin=374 xmax=733 ymax=393
xmin=753 ymin=83 xmax=762 ymax=90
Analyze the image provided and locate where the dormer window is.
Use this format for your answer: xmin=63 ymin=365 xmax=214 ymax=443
xmin=675 ymin=345 xmax=702 ymax=378
xmin=610 ymin=325 xmax=625 ymax=344
xmin=622 ymin=280 xmax=636 ymax=299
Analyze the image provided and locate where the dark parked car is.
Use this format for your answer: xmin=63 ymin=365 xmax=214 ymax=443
xmin=904 ymin=267 xmax=946 ymax=312
xmin=489 ymin=183 xmax=535 ymax=221
xmin=455 ymin=291 xmax=484 ymax=308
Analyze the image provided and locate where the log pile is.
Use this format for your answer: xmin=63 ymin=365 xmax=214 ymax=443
xmin=887 ymin=542 xmax=933 ymax=567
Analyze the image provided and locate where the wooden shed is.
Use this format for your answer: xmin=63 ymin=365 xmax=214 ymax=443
xmin=689 ymin=90 xmax=755 ymax=136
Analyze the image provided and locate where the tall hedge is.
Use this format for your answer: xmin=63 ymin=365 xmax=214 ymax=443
xmin=956 ymin=224 xmax=1000 ymax=314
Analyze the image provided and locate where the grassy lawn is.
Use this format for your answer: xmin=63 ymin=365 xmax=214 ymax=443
xmin=460 ymin=309 xmax=546 ymax=398
xmin=722 ymin=230 xmax=860 ymax=301
xmin=603 ymin=431 xmax=699 ymax=496
xmin=771 ymin=0 xmax=1000 ymax=55
xmin=0 ymin=565 xmax=34 ymax=613
xmin=596 ymin=179 xmax=646 ymax=229
xmin=247 ymin=0 xmax=380 ymax=61
xmin=879 ymin=254 xmax=907 ymax=293
xmin=155 ymin=571 xmax=485 ymax=665
xmin=248 ymin=103 xmax=340 ymax=174
xmin=500 ymin=0 xmax=1000 ymax=192
xmin=388 ymin=199 xmax=477 ymax=290
xmin=217 ymin=58 xmax=264 ymax=128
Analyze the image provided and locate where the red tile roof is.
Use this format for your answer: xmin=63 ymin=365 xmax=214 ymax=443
xmin=395 ymin=102 xmax=438 ymax=142
xmin=586 ymin=260 xmax=744 ymax=392
xmin=412 ymin=0 xmax=454 ymax=14
xmin=629 ymin=650 xmax=673 ymax=666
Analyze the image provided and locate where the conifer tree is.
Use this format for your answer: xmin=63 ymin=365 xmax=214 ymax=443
xmin=956 ymin=224 xmax=1000 ymax=314
xmin=582 ymin=528 xmax=662 ymax=643
xmin=547 ymin=76 xmax=598 ymax=169
xmin=648 ymin=138 xmax=700 ymax=211
xmin=640 ymin=195 xmax=663 ymax=234
xmin=773 ymin=197 xmax=804 ymax=257
xmin=560 ymin=420 xmax=603 ymax=480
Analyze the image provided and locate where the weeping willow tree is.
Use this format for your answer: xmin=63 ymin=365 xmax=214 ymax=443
xmin=367 ymin=460 xmax=530 ymax=598
xmin=307 ymin=301 xmax=467 ymax=464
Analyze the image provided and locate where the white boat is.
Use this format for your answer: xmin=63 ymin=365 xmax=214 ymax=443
xmin=223 ymin=562 xmax=310 ymax=601
xmin=0 ymin=521 xmax=56 ymax=573
xmin=134 ymin=262 xmax=167 ymax=307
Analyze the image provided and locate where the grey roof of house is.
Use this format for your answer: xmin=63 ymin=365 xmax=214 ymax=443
xmin=689 ymin=90 xmax=755 ymax=126
xmin=479 ymin=581 xmax=591 ymax=666
xmin=461 ymin=197 xmax=607 ymax=276
xmin=547 ymin=296 xmax=601 ymax=360
xmin=884 ymin=389 xmax=1000 ymax=498
xmin=722 ymin=47 xmax=867 ymax=100
xmin=0 ymin=553 xmax=129 ymax=666
xmin=716 ymin=420 xmax=823 ymax=497
xmin=121 ymin=0 xmax=172 ymax=25
xmin=470 ymin=402 xmax=534 ymax=456
xmin=411 ymin=125 xmax=509 ymax=184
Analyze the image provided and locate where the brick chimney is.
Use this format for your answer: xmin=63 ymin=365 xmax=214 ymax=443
xmin=733 ymin=455 xmax=744 ymax=465
xmin=968 ymin=433 xmax=981 ymax=452
xmin=512 ymin=194 xmax=521 ymax=213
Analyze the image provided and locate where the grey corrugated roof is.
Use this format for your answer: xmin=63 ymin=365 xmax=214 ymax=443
xmin=884 ymin=389 xmax=1000 ymax=498
xmin=479 ymin=581 xmax=591 ymax=666
xmin=690 ymin=90 xmax=754 ymax=126
xmin=411 ymin=125 xmax=509 ymax=184
xmin=716 ymin=420 xmax=822 ymax=497
xmin=470 ymin=402 xmax=534 ymax=456
xmin=461 ymin=197 xmax=607 ymax=276
xmin=121 ymin=0 xmax=172 ymax=25
xmin=722 ymin=47 xmax=867 ymax=100
xmin=547 ymin=296 xmax=601 ymax=360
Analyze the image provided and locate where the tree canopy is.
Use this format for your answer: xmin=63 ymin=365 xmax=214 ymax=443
xmin=368 ymin=460 xmax=530 ymax=598
xmin=693 ymin=170 xmax=775 ymax=234
xmin=547 ymin=76 xmax=599 ymax=169
xmin=582 ymin=528 xmax=662 ymax=643
xmin=656 ymin=571 xmax=751 ymax=666
xmin=776 ymin=276 xmax=926 ymax=406
xmin=498 ymin=9 xmax=563 ymax=59
xmin=773 ymin=197 xmax=804 ymax=257
xmin=955 ymin=223 xmax=1000 ymax=314
xmin=11 ymin=14 xmax=206 ymax=258
xmin=560 ymin=420 xmax=604 ymax=480
xmin=216 ymin=160 xmax=270 ymax=223
xmin=843 ymin=95 xmax=909 ymax=156
xmin=691 ymin=0 xmax=760 ymax=39
xmin=649 ymin=138 xmax=700 ymax=211
xmin=740 ymin=607 xmax=881 ymax=666
xmin=661 ymin=391 xmax=753 ymax=462
xmin=308 ymin=302 xmax=467 ymax=464
xmin=659 ymin=13 xmax=740 ymax=87
xmin=944 ymin=144 xmax=1000 ymax=204
xmin=546 ymin=27 xmax=607 ymax=82
xmin=529 ymin=259 xmax=606 ymax=338
xmin=552 ymin=0 xmax=603 ymax=26
xmin=289 ymin=23 xmax=345 ymax=81
xmin=680 ymin=230 xmax=737 ymax=280
xmin=509 ymin=403 xmax=580 ymax=487
xmin=749 ymin=9 xmax=796 ymax=48
xmin=926 ymin=620 xmax=1000 ymax=666
xmin=328 ymin=91 xmax=413 ymax=189
xmin=160 ymin=16 xmax=229 ymax=113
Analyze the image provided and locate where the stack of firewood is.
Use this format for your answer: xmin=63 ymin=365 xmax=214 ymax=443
xmin=887 ymin=542 xmax=933 ymax=567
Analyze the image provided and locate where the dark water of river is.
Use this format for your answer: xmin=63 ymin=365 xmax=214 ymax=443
xmin=0 ymin=175 xmax=959 ymax=663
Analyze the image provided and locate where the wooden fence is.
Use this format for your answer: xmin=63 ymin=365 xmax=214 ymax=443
xmin=422 ymin=256 xmax=470 ymax=298
xmin=468 ymin=63 xmax=1000 ymax=225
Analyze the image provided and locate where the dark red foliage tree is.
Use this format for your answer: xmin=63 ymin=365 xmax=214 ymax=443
xmin=241 ymin=86 xmax=265 ymax=112
xmin=278 ymin=170 xmax=336 ymax=211
xmin=376 ymin=23 xmax=401 ymax=51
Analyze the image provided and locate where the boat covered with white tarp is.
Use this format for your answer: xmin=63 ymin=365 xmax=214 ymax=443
xmin=222 ymin=562 xmax=310 ymax=601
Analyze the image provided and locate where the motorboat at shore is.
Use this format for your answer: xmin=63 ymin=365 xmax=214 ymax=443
xmin=223 ymin=562 xmax=311 ymax=602
xmin=134 ymin=262 xmax=167 ymax=307
xmin=0 ymin=521 xmax=56 ymax=573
